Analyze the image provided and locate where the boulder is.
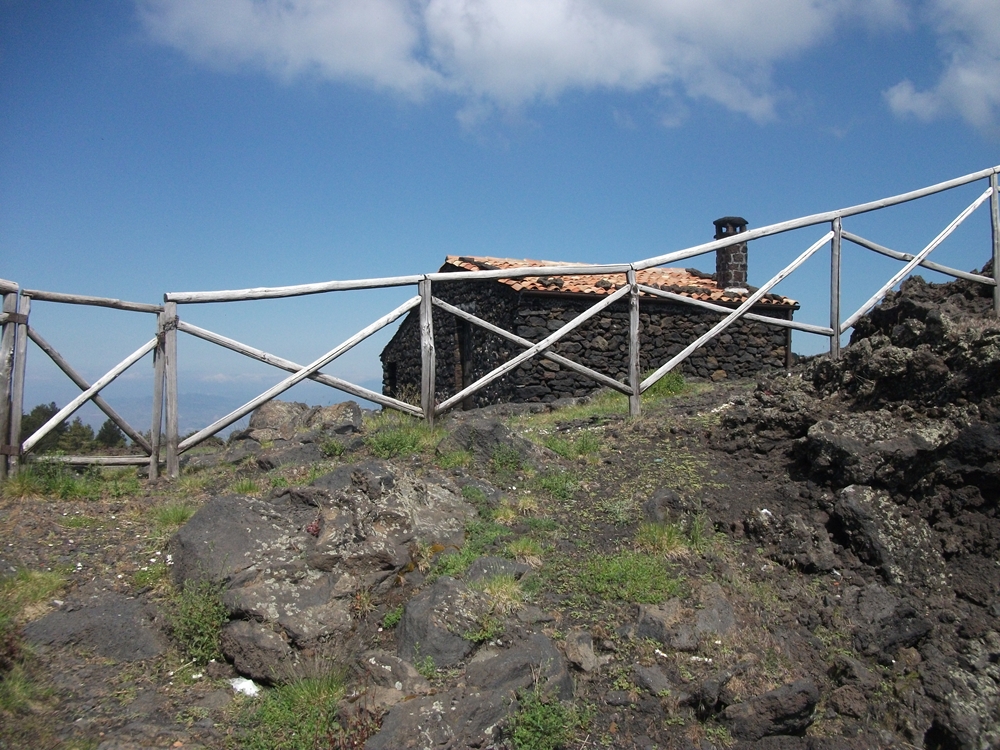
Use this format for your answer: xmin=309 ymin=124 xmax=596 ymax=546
xmin=396 ymin=577 xmax=488 ymax=669
xmin=244 ymin=399 xmax=363 ymax=443
xmin=745 ymin=511 xmax=838 ymax=573
xmin=721 ymin=679 xmax=819 ymax=740
xmin=170 ymin=462 xmax=475 ymax=655
xmin=563 ymin=628 xmax=599 ymax=673
xmin=636 ymin=599 xmax=699 ymax=652
xmin=364 ymin=686 xmax=507 ymax=750
xmin=255 ymin=443 xmax=323 ymax=471
xmin=219 ymin=620 xmax=294 ymax=684
xmin=359 ymin=650 xmax=432 ymax=696
xmin=805 ymin=413 xmax=955 ymax=488
xmin=695 ymin=582 xmax=735 ymax=638
xmin=168 ymin=494 xmax=306 ymax=586
xmin=465 ymin=633 xmax=572 ymax=699
xmin=465 ymin=556 xmax=530 ymax=583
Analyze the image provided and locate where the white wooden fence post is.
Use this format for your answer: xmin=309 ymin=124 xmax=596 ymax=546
xmin=149 ymin=310 xmax=166 ymax=479
xmin=628 ymin=269 xmax=641 ymax=418
xmin=991 ymin=173 xmax=999 ymax=316
xmin=419 ymin=279 xmax=436 ymax=427
xmin=0 ymin=290 xmax=19 ymax=478
xmin=830 ymin=217 xmax=842 ymax=360
xmin=8 ymin=296 xmax=29 ymax=476
xmin=164 ymin=301 xmax=180 ymax=478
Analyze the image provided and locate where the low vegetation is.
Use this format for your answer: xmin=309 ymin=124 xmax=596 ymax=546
xmin=239 ymin=671 xmax=346 ymax=750
xmin=509 ymin=686 xmax=587 ymax=750
xmin=363 ymin=411 xmax=441 ymax=459
xmin=579 ymin=550 xmax=683 ymax=603
xmin=164 ymin=579 xmax=228 ymax=665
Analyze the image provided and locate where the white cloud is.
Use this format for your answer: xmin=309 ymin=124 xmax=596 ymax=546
xmin=138 ymin=0 xmax=909 ymax=122
xmin=137 ymin=0 xmax=437 ymax=93
xmin=885 ymin=0 xmax=1000 ymax=130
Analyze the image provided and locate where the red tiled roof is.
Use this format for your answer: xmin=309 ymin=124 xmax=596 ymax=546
xmin=442 ymin=256 xmax=798 ymax=308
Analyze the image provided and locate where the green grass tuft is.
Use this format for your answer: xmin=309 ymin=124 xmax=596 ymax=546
xmin=364 ymin=411 xmax=440 ymax=459
xmin=436 ymin=449 xmax=473 ymax=469
xmin=635 ymin=521 xmax=687 ymax=558
xmin=230 ymin=477 xmax=261 ymax=496
xmin=240 ymin=671 xmax=346 ymax=750
xmin=165 ymin=579 xmax=228 ymax=664
xmin=154 ymin=502 xmax=196 ymax=528
xmin=579 ymin=551 xmax=683 ymax=603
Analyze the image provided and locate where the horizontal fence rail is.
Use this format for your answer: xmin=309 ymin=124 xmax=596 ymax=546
xmin=2 ymin=164 xmax=999 ymax=478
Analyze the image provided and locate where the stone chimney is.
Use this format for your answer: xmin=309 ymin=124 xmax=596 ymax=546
xmin=713 ymin=216 xmax=748 ymax=292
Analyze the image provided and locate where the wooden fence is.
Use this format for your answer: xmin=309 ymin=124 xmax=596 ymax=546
xmin=2 ymin=165 xmax=998 ymax=479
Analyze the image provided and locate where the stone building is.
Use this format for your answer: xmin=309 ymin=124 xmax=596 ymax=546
xmin=380 ymin=219 xmax=798 ymax=408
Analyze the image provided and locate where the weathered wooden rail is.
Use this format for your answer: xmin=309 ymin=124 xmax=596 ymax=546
xmin=2 ymin=165 xmax=998 ymax=479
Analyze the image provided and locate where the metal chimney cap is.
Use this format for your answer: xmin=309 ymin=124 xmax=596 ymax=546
xmin=713 ymin=216 xmax=748 ymax=230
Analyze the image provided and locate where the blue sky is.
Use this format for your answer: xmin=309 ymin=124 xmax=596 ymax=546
xmin=2 ymin=0 xmax=999 ymax=432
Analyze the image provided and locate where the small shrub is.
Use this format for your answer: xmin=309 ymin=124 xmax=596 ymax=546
xmin=0 ymin=469 xmax=44 ymax=500
xmin=461 ymin=484 xmax=491 ymax=515
xmin=1 ymin=569 xmax=65 ymax=692
xmin=687 ymin=512 xmax=716 ymax=553
xmin=104 ymin=468 xmax=141 ymax=498
xmin=364 ymin=412 xmax=439 ymax=459
xmin=542 ymin=435 xmax=574 ymax=459
xmin=573 ymin=432 xmax=601 ymax=456
xmin=382 ymin=606 xmax=404 ymax=629
xmin=461 ymin=484 xmax=488 ymax=504
xmin=543 ymin=432 xmax=600 ymax=459
xmin=270 ymin=476 xmax=290 ymax=489
xmin=133 ymin=562 xmax=169 ymax=589
xmin=464 ymin=614 xmax=504 ymax=644
xmin=515 ymin=494 xmax=540 ymax=516
xmin=166 ymin=579 xmax=228 ymax=664
xmin=599 ymin=496 xmax=636 ymax=526
xmin=510 ymin=687 xmax=583 ymax=750
xmin=350 ymin=588 xmax=376 ymax=619
xmin=428 ymin=520 xmax=510 ymax=580
xmin=414 ymin=653 xmax=436 ymax=680
xmin=320 ymin=439 xmax=346 ymax=458
xmin=493 ymin=504 xmax=518 ymax=526
xmin=579 ymin=551 xmax=682 ymax=604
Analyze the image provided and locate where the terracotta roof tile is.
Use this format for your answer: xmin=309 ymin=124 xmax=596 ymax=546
xmin=442 ymin=256 xmax=798 ymax=308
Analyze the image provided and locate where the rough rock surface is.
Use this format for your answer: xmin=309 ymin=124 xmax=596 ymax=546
xmin=24 ymin=589 xmax=166 ymax=662
xmin=169 ymin=460 xmax=475 ymax=668
xmin=715 ymin=266 xmax=1000 ymax=749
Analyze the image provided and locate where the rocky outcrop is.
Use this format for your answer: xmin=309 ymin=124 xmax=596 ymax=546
xmin=721 ymin=679 xmax=819 ymax=740
xmin=169 ymin=460 xmax=475 ymax=673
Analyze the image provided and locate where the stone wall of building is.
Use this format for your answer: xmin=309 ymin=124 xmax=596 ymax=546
xmin=381 ymin=281 xmax=793 ymax=408
xmin=380 ymin=280 xmax=521 ymax=408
